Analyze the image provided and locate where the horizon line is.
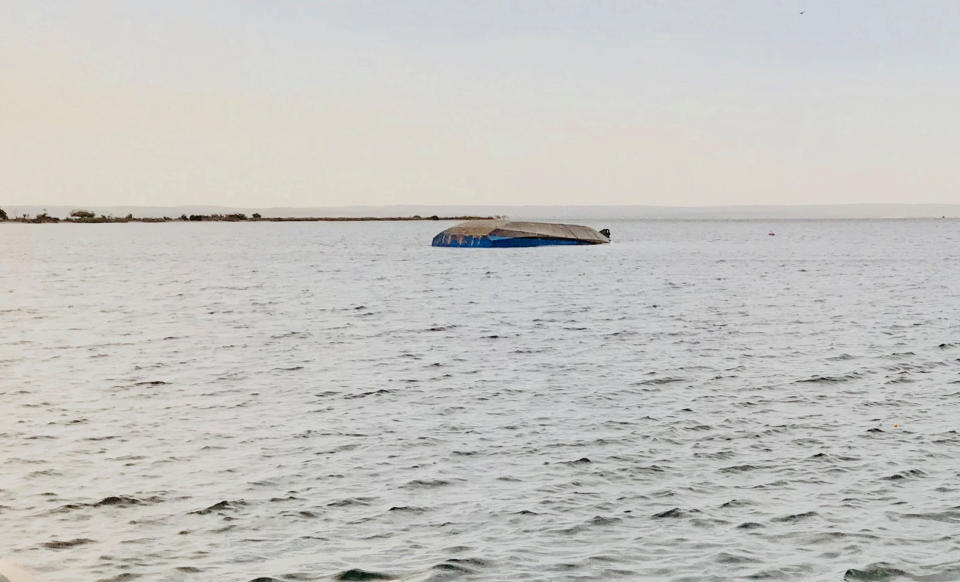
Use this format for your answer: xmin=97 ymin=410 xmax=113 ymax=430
xmin=6 ymin=202 xmax=960 ymax=209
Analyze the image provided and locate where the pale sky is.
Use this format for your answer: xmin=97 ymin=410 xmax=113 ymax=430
xmin=2 ymin=0 xmax=959 ymax=207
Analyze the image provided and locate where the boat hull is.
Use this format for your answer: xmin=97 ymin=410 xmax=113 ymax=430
xmin=431 ymin=233 xmax=594 ymax=247
xmin=431 ymin=220 xmax=609 ymax=248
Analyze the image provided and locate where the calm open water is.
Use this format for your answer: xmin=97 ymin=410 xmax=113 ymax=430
xmin=2 ymin=219 xmax=959 ymax=582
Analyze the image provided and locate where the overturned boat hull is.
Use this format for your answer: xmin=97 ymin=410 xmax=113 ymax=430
xmin=432 ymin=220 xmax=609 ymax=248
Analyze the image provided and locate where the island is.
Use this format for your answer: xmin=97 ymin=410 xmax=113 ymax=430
xmin=0 ymin=209 xmax=496 ymax=224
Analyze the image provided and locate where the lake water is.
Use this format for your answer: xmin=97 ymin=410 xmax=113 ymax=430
xmin=1 ymin=219 xmax=959 ymax=582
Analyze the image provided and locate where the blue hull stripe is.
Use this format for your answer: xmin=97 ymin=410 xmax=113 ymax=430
xmin=432 ymin=234 xmax=595 ymax=248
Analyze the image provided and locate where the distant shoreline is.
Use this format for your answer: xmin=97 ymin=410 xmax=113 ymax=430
xmin=3 ymin=204 xmax=958 ymax=221
xmin=0 ymin=213 xmax=496 ymax=224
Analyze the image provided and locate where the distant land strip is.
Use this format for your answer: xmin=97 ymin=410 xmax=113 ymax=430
xmin=0 ymin=210 xmax=495 ymax=224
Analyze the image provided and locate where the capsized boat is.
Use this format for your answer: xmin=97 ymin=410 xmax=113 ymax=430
xmin=432 ymin=219 xmax=610 ymax=248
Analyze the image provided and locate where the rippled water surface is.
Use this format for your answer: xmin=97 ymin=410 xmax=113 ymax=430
xmin=2 ymin=219 xmax=960 ymax=582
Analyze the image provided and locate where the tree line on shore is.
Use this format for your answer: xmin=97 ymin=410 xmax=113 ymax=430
xmin=0 ymin=208 xmax=495 ymax=223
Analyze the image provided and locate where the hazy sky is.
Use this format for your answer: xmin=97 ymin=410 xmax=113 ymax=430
xmin=2 ymin=0 xmax=959 ymax=207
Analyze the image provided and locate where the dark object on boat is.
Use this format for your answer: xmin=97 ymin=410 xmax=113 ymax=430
xmin=432 ymin=219 xmax=610 ymax=248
